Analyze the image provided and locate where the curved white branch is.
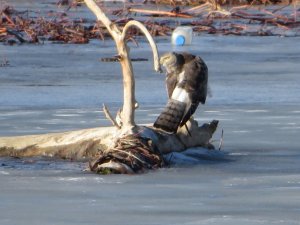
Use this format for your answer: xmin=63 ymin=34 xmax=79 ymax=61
xmin=121 ymin=20 xmax=162 ymax=73
xmin=84 ymin=1 xmax=161 ymax=130
xmin=85 ymin=0 xmax=135 ymax=129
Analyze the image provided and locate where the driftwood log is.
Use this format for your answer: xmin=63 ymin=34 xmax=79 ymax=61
xmin=0 ymin=120 xmax=218 ymax=173
xmin=0 ymin=0 xmax=219 ymax=174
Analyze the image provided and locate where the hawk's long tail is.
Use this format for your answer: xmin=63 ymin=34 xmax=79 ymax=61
xmin=153 ymin=99 xmax=186 ymax=133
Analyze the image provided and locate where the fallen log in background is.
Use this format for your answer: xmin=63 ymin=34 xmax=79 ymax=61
xmin=128 ymin=8 xmax=194 ymax=18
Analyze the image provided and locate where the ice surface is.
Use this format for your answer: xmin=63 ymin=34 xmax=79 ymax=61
xmin=1 ymin=24 xmax=300 ymax=225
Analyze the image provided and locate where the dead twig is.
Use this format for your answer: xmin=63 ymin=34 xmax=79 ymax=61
xmin=129 ymin=8 xmax=194 ymax=18
xmin=2 ymin=12 xmax=15 ymax=26
xmin=182 ymin=2 xmax=211 ymax=13
xmin=218 ymin=129 xmax=224 ymax=150
xmin=102 ymin=104 xmax=121 ymax=129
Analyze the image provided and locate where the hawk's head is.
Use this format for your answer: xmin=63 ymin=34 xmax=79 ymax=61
xmin=160 ymin=52 xmax=184 ymax=74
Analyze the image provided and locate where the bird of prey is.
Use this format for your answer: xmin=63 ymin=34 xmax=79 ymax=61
xmin=153 ymin=52 xmax=208 ymax=133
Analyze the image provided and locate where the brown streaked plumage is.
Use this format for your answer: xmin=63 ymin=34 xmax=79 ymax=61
xmin=154 ymin=52 xmax=208 ymax=133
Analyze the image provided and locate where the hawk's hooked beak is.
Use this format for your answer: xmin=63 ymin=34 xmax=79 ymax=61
xmin=157 ymin=58 xmax=165 ymax=74
xmin=158 ymin=65 xmax=163 ymax=73
xmin=153 ymin=57 xmax=162 ymax=73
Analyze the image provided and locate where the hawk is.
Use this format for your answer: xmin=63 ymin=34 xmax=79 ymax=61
xmin=153 ymin=52 xmax=208 ymax=133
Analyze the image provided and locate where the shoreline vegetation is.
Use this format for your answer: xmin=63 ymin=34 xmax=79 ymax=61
xmin=0 ymin=0 xmax=299 ymax=46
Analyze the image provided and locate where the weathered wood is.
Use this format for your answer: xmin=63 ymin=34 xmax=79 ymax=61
xmin=85 ymin=0 xmax=134 ymax=130
xmin=103 ymin=104 xmax=121 ymax=129
xmin=0 ymin=127 xmax=116 ymax=159
xmin=121 ymin=20 xmax=161 ymax=73
xmin=0 ymin=120 xmax=217 ymax=160
xmin=84 ymin=0 xmax=161 ymax=131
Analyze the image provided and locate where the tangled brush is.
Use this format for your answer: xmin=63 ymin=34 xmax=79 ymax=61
xmin=89 ymin=134 xmax=165 ymax=174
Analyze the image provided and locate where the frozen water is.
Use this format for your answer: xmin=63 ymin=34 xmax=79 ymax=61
xmin=1 ymin=153 xmax=300 ymax=225
xmin=1 ymin=28 xmax=300 ymax=225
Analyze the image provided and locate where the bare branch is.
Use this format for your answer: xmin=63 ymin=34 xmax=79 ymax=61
xmin=121 ymin=20 xmax=161 ymax=73
xmin=102 ymin=104 xmax=121 ymax=129
xmin=128 ymin=8 xmax=193 ymax=18
xmin=218 ymin=129 xmax=224 ymax=151
xmin=84 ymin=0 xmax=136 ymax=129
